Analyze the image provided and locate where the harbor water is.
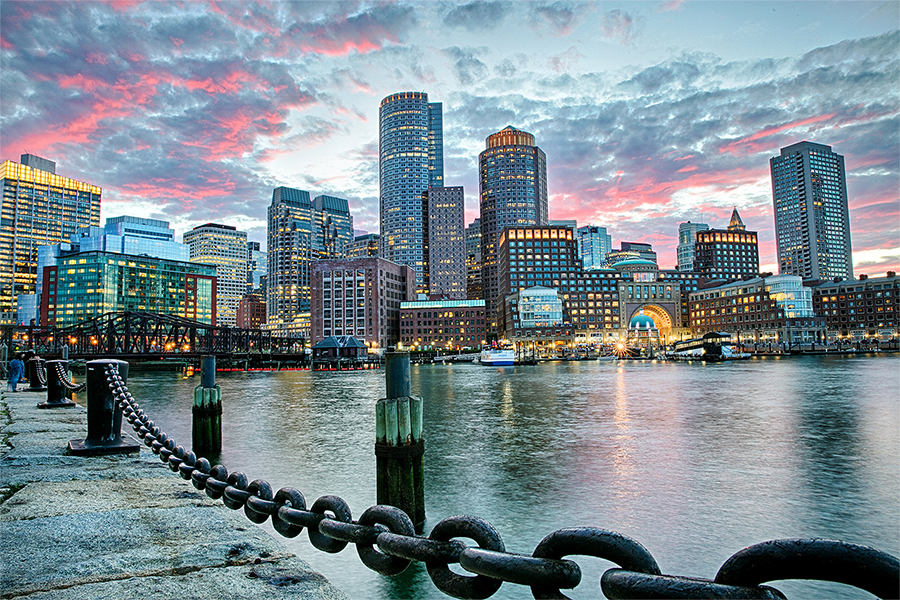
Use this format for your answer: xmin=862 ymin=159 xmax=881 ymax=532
xmin=123 ymin=354 xmax=899 ymax=599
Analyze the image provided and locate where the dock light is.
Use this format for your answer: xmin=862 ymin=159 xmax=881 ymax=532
xmin=69 ymin=337 xmax=77 ymax=345
xmin=183 ymin=344 xmax=190 ymax=352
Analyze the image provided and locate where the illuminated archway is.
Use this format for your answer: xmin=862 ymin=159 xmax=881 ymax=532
xmin=630 ymin=304 xmax=674 ymax=339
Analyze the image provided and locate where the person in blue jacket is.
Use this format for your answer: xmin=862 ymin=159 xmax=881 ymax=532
xmin=8 ymin=354 xmax=25 ymax=392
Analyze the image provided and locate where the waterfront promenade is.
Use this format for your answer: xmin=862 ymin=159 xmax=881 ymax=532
xmin=0 ymin=389 xmax=347 ymax=600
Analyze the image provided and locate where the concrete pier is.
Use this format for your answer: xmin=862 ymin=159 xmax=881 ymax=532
xmin=0 ymin=388 xmax=348 ymax=600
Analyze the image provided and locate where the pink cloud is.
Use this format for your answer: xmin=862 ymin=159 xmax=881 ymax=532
xmin=720 ymin=113 xmax=837 ymax=156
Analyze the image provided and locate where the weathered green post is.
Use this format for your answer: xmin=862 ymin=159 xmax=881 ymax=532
xmin=376 ymin=352 xmax=425 ymax=532
xmin=192 ymin=356 xmax=221 ymax=454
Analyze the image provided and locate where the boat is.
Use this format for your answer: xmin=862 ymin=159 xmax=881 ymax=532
xmin=667 ymin=332 xmax=750 ymax=361
xmin=479 ymin=346 xmax=515 ymax=366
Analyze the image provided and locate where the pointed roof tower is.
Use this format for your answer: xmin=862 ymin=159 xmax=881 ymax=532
xmin=727 ymin=207 xmax=746 ymax=231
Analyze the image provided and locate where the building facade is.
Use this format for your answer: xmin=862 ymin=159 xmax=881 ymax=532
xmin=310 ymin=257 xmax=416 ymax=350
xmin=426 ymin=186 xmax=466 ymax=299
xmin=811 ymin=272 xmax=898 ymax=341
xmin=40 ymin=251 xmax=216 ymax=327
xmin=247 ymin=241 xmax=267 ymax=294
xmin=348 ymin=234 xmax=380 ymax=258
xmin=183 ymin=223 xmax=248 ymax=327
xmin=399 ymin=299 xmax=486 ymax=350
xmin=237 ymin=293 xmax=266 ymax=329
xmin=1 ymin=155 xmax=101 ymax=323
xmin=577 ymin=225 xmax=612 ymax=270
xmin=677 ymin=221 xmax=709 ymax=271
xmin=608 ymin=242 xmax=657 ymax=265
xmin=465 ymin=219 xmax=482 ymax=300
xmin=770 ymin=141 xmax=853 ymax=281
xmin=266 ymin=187 xmax=353 ymax=336
xmin=694 ymin=208 xmax=759 ymax=282
xmin=379 ymin=92 xmax=443 ymax=293
xmin=479 ymin=126 xmax=548 ymax=327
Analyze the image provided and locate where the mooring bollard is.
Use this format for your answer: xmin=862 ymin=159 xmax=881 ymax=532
xmin=38 ymin=359 xmax=76 ymax=408
xmin=68 ymin=359 xmax=140 ymax=455
xmin=192 ymin=356 xmax=222 ymax=454
xmin=375 ymin=352 xmax=425 ymax=532
xmin=25 ymin=357 xmax=47 ymax=392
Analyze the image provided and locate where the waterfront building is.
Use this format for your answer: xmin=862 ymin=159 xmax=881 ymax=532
xmin=811 ymin=272 xmax=898 ymax=342
xmin=184 ymin=223 xmax=248 ymax=327
xmin=770 ymin=141 xmax=853 ymax=281
xmin=577 ymin=225 xmax=612 ymax=270
xmin=247 ymin=241 xmax=267 ymax=294
xmin=426 ymin=186 xmax=466 ymax=299
xmin=310 ymin=257 xmax=415 ymax=350
xmin=1 ymin=155 xmax=101 ymax=324
xmin=379 ymin=92 xmax=443 ymax=293
xmin=607 ymin=242 xmax=657 ymax=266
xmin=266 ymin=187 xmax=353 ymax=337
xmin=236 ymin=293 xmax=266 ymax=329
xmin=625 ymin=311 xmax=662 ymax=353
xmin=348 ymin=234 xmax=380 ymax=258
xmin=689 ymin=274 xmax=825 ymax=345
xmin=677 ymin=221 xmax=709 ymax=271
xmin=693 ymin=208 xmax=759 ymax=282
xmin=399 ymin=299 xmax=486 ymax=350
xmin=479 ymin=126 xmax=548 ymax=329
xmin=465 ymin=219 xmax=482 ymax=300
xmin=40 ymin=251 xmax=216 ymax=327
xmin=614 ymin=259 xmax=689 ymax=342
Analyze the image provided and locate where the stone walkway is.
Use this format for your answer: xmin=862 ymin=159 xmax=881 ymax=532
xmin=0 ymin=388 xmax=348 ymax=600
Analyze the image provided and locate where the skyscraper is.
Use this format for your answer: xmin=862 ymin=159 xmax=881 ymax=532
xmin=379 ymin=92 xmax=443 ymax=294
xmin=0 ymin=155 xmax=100 ymax=323
xmin=479 ymin=126 xmax=548 ymax=328
xmin=694 ymin=208 xmax=759 ymax=282
xmin=426 ymin=186 xmax=466 ymax=299
xmin=184 ymin=223 xmax=249 ymax=327
xmin=677 ymin=221 xmax=709 ymax=271
xmin=577 ymin=225 xmax=612 ymax=270
xmin=266 ymin=187 xmax=353 ymax=336
xmin=770 ymin=141 xmax=853 ymax=281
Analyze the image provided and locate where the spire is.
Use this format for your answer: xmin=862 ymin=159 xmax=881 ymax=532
xmin=727 ymin=207 xmax=746 ymax=231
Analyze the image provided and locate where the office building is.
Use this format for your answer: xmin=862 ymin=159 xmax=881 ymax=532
xmin=379 ymin=92 xmax=443 ymax=293
xmin=577 ymin=225 xmax=612 ymax=270
xmin=1 ymin=155 xmax=101 ymax=323
xmin=770 ymin=141 xmax=853 ymax=281
xmin=247 ymin=241 xmax=267 ymax=294
xmin=811 ymin=272 xmax=898 ymax=341
xmin=267 ymin=187 xmax=354 ymax=337
xmin=399 ymin=299 xmax=486 ymax=349
xmin=694 ymin=209 xmax=759 ymax=282
xmin=677 ymin=221 xmax=709 ymax=271
xmin=465 ymin=219 xmax=482 ymax=300
xmin=479 ymin=126 xmax=548 ymax=327
xmin=348 ymin=234 xmax=380 ymax=258
xmin=310 ymin=257 xmax=416 ymax=349
xmin=237 ymin=293 xmax=266 ymax=329
xmin=183 ymin=223 xmax=248 ymax=327
xmin=41 ymin=251 xmax=216 ymax=327
xmin=426 ymin=186 xmax=466 ymax=299
xmin=607 ymin=242 xmax=657 ymax=266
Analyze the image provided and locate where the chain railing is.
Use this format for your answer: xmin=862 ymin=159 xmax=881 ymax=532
xmin=35 ymin=360 xmax=47 ymax=386
xmin=54 ymin=361 xmax=86 ymax=393
xmin=103 ymin=364 xmax=899 ymax=600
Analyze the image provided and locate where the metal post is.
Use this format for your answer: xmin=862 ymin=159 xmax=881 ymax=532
xmin=376 ymin=352 xmax=425 ymax=532
xmin=0 ymin=343 xmax=7 ymax=379
xmin=38 ymin=359 xmax=76 ymax=408
xmin=25 ymin=357 xmax=47 ymax=392
xmin=192 ymin=355 xmax=222 ymax=455
xmin=68 ymin=359 xmax=140 ymax=455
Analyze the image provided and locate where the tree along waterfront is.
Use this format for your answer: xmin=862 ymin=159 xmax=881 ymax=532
xmin=121 ymin=354 xmax=899 ymax=600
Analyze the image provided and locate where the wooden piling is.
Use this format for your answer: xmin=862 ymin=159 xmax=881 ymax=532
xmin=192 ymin=356 xmax=221 ymax=454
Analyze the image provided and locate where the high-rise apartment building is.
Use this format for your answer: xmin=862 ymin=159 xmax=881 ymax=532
xmin=267 ymin=187 xmax=353 ymax=336
xmin=577 ymin=225 xmax=612 ymax=270
xmin=677 ymin=221 xmax=709 ymax=271
xmin=379 ymin=92 xmax=443 ymax=294
xmin=479 ymin=126 xmax=548 ymax=328
xmin=465 ymin=219 xmax=482 ymax=300
xmin=770 ymin=141 xmax=853 ymax=281
xmin=694 ymin=209 xmax=759 ymax=282
xmin=0 ymin=155 xmax=100 ymax=323
xmin=426 ymin=186 xmax=466 ymax=299
xmin=184 ymin=223 xmax=248 ymax=327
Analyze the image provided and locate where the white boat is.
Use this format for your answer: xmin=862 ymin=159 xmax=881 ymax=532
xmin=479 ymin=347 xmax=515 ymax=366
xmin=666 ymin=332 xmax=750 ymax=361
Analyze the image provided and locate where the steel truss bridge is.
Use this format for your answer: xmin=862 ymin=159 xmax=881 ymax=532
xmin=2 ymin=311 xmax=306 ymax=360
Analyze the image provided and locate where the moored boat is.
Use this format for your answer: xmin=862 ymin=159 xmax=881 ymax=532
xmin=666 ymin=332 xmax=750 ymax=361
xmin=479 ymin=347 xmax=515 ymax=366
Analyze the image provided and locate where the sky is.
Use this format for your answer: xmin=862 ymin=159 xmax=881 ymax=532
xmin=1 ymin=1 xmax=898 ymax=274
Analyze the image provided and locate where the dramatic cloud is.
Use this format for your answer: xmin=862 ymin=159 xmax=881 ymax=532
xmin=600 ymin=9 xmax=638 ymax=45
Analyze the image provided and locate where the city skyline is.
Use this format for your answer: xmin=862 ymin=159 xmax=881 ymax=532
xmin=1 ymin=1 xmax=897 ymax=275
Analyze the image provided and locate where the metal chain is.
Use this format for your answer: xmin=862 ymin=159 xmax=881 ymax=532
xmin=55 ymin=362 xmax=87 ymax=392
xmin=102 ymin=365 xmax=900 ymax=600
xmin=35 ymin=360 xmax=47 ymax=386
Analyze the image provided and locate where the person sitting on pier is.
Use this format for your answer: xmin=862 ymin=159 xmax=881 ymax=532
xmin=7 ymin=354 xmax=24 ymax=392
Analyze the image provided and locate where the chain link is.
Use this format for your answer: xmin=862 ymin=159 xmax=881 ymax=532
xmin=103 ymin=364 xmax=900 ymax=600
xmin=35 ymin=360 xmax=47 ymax=386
xmin=54 ymin=362 xmax=87 ymax=392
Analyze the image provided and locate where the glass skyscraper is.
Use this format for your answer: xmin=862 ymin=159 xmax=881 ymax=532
xmin=770 ymin=141 xmax=853 ymax=281
xmin=183 ymin=223 xmax=249 ymax=327
xmin=676 ymin=221 xmax=709 ymax=272
xmin=379 ymin=91 xmax=443 ymax=294
xmin=577 ymin=225 xmax=613 ymax=270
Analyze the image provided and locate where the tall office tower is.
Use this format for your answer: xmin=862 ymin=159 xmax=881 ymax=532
xmin=266 ymin=187 xmax=353 ymax=336
xmin=379 ymin=92 xmax=443 ymax=294
xmin=577 ymin=225 xmax=612 ymax=269
xmin=770 ymin=141 xmax=853 ymax=281
xmin=426 ymin=186 xmax=466 ymax=299
xmin=479 ymin=126 xmax=548 ymax=328
xmin=465 ymin=219 xmax=482 ymax=300
xmin=183 ymin=223 xmax=249 ymax=327
xmin=247 ymin=241 xmax=267 ymax=294
xmin=694 ymin=208 xmax=759 ymax=282
xmin=677 ymin=221 xmax=709 ymax=271
xmin=348 ymin=234 xmax=380 ymax=258
xmin=0 ymin=155 xmax=100 ymax=323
